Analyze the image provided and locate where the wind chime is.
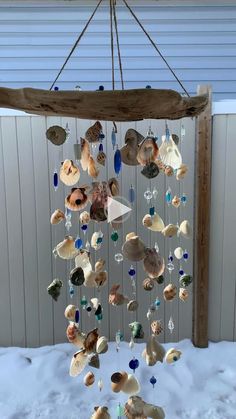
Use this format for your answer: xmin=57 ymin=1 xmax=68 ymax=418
xmin=8 ymin=1 xmax=205 ymax=418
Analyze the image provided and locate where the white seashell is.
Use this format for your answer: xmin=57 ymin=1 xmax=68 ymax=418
xmin=91 ymin=231 xmax=103 ymax=250
xmin=159 ymin=135 xmax=182 ymax=170
xmin=69 ymin=350 xmax=88 ymax=377
xmin=75 ymin=250 xmax=92 ymax=271
xmin=96 ymin=336 xmax=108 ymax=354
xmin=64 ymin=304 xmax=77 ymax=321
xmin=179 ymin=220 xmax=192 ymax=238
xmin=91 ymin=298 xmax=99 ymax=309
xmin=54 ymin=236 xmax=79 ymax=260
xmin=122 ymin=374 xmax=140 ymax=395
xmin=149 ymin=213 xmax=165 ymax=232
xmin=174 ymin=247 xmax=184 ymax=260
xmin=165 ymin=348 xmax=182 ymax=364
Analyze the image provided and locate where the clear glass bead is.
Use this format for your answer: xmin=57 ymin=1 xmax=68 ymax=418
xmin=115 ymin=253 xmax=123 ymax=263
xmin=181 ymin=123 xmax=186 ymax=140
xmin=168 ymin=316 xmax=175 ymax=334
xmin=144 ymin=188 xmax=153 ymax=204
xmin=167 ymin=262 xmax=174 ymax=272
xmin=98 ymin=378 xmax=103 ymax=392
xmin=154 ymin=242 xmax=159 ymax=253
xmin=152 ymin=187 xmax=158 ymax=200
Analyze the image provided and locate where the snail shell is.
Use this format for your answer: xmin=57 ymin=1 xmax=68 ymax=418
xmin=84 ymin=371 xmax=95 ymax=387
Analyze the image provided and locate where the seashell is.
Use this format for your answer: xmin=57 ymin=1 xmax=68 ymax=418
xmin=65 ymin=187 xmax=88 ymax=211
xmin=176 ymin=163 xmax=188 ymax=180
xmin=141 ymin=162 xmax=159 ymax=179
xmin=79 ymin=211 xmax=90 ymax=224
xmin=111 ymin=216 xmax=123 ymax=230
xmin=120 ymin=129 xmax=144 ymax=166
xmin=66 ymin=323 xmax=85 ymax=347
xmin=127 ymin=300 xmax=139 ymax=312
xmin=142 ymin=214 xmax=152 ymax=228
xmin=69 ymin=349 xmax=88 ymax=377
xmin=88 ymin=156 xmax=100 ymax=178
xmin=95 ymin=271 xmax=108 ymax=287
xmin=179 ymin=220 xmax=192 ymax=238
xmin=84 ymin=270 xmax=97 ymax=288
xmin=95 ymin=259 xmax=106 ymax=273
xmin=91 ymin=298 xmax=99 ymax=310
xmin=64 ymin=304 xmax=77 ymax=321
xmin=126 ymin=232 xmax=136 ymax=241
xmin=124 ymin=396 xmax=165 ymax=419
xmin=124 ymin=129 xmax=144 ymax=145
xmin=91 ymin=406 xmax=111 ymax=419
xmin=143 ymin=403 xmax=165 ymax=419
xmin=70 ymin=266 xmax=85 ymax=286
xmin=111 ymin=371 xmax=128 ymax=393
xmin=84 ymin=371 xmax=95 ymax=387
xmin=163 ymin=283 xmax=177 ymax=301
xmin=143 ymin=213 xmax=164 ymax=232
xmin=129 ymin=321 xmax=144 ymax=339
xmin=88 ymin=353 xmax=100 ymax=369
xmin=179 ymin=274 xmax=193 ymax=287
xmin=96 ymin=336 xmax=108 ymax=354
xmin=149 ymin=335 xmax=166 ymax=363
xmin=151 ymin=320 xmax=163 ymax=336
xmin=159 ymin=135 xmax=182 ymax=170
xmin=172 ymin=195 xmax=181 ymax=208
xmin=137 ymin=137 xmax=159 ymax=166
xmin=60 ymin=159 xmax=80 ymax=186
xmin=143 ymin=278 xmax=155 ymax=291
xmin=122 ymin=235 xmax=146 ymax=261
xmin=172 ymin=133 xmax=179 ymax=145
xmin=161 ymin=224 xmax=178 ymax=238
xmin=47 ymin=278 xmax=63 ymax=301
xmin=97 ymin=151 xmax=106 ymax=166
xmin=122 ymin=374 xmax=141 ymax=395
xmin=108 ymin=177 xmax=120 ymax=196
xmin=164 ymin=165 xmax=174 ymax=177
xmin=179 ymin=287 xmax=189 ymax=302
xmin=174 ymin=246 xmax=184 ymax=260
xmin=50 ymin=209 xmax=65 ymax=225
xmin=84 ymin=328 xmax=99 ymax=353
xmin=80 ymin=138 xmax=91 ymax=171
xmin=46 ymin=125 xmax=67 ymax=146
xmin=91 ymin=231 xmax=103 ymax=251
xmin=143 ymin=248 xmax=165 ymax=279
xmin=165 ymin=348 xmax=182 ymax=364
xmin=85 ymin=121 xmax=102 ymax=143
xmin=109 ymin=284 xmax=128 ymax=306
xmin=75 ymin=250 xmax=92 ymax=270
xmin=53 ymin=236 xmax=79 ymax=260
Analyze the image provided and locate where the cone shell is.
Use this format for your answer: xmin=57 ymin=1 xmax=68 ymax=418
xmin=64 ymin=304 xmax=76 ymax=321
xmin=81 ymin=138 xmax=91 ymax=171
xmin=137 ymin=138 xmax=159 ymax=166
xmin=88 ymin=156 xmax=100 ymax=178
xmin=80 ymin=211 xmax=90 ymax=224
xmin=108 ymin=177 xmax=120 ymax=196
xmin=143 ymin=278 xmax=155 ymax=291
xmin=60 ymin=159 xmax=80 ymax=186
xmin=96 ymin=336 xmax=108 ymax=354
xmin=85 ymin=121 xmax=102 ymax=143
xmin=165 ymin=348 xmax=182 ymax=364
xmin=127 ymin=300 xmax=139 ymax=312
xmin=163 ymin=283 xmax=177 ymax=301
xmin=97 ymin=151 xmax=106 ymax=166
xmin=91 ymin=406 xmax=111 ymax=419
xmin=179 ymin=220 xmax=192 ymax=238
xmin=179 ymin=287 xmax=189 ymax=302
xmin=54 ymin=236 xmax=79 ymax=260
xmin=65 ymin=187 xmax=88 ymax=211
xmin=122 ymin=374 xmax=141 ymax=395
xmin=159 ymin=136 xmax=182 ymax=170
xmin=95 ymin=259 xmax=106 ymax=273
xmin=143 ymin=248 xmax=165 ymax=279
xmin=174 ymin=247 xmax=184 ymax=260
xmin=151 ymin=320 xmax=163 ymax=336
xmin=50 ymin=209 xmax=65 ymax=225
xmin=84 ymin=371 xmax=95 ymax=387
xmin=70 ymin=349 xmax=88 ymax=377
xmin=88 ymin=353 xmax=100 ymax=369
xmin=46 ymin=125 xmax=67 ymax=146
xmin=162 ymin=224 xmax=178 ymax=238
xmin=176 ymin=163 xmax=188 ymax=180
xmin=84 ymin=328 xmax=99 ymax=353
xmin=111 ymin=371 xmax=128 ymax=393
xmin=172 ymin=195 xmax=181 ymax=208
xmin=122 ymin=235 xmax=146 ymax=261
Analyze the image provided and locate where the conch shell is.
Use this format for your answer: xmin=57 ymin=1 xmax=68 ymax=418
xmin=137 ymin=137 xmax=159 ymax=166
xmin=162 ymin=224 xmax=178 ymax=238
xmin=50 ymin=209 xmax=65 ymax=225
xmin=122 ymin=235 xmax=146 ymax=261
xmin=142 ymin=213 xmax=164 ymax=232
xmin=109 ymin=284 xmax=128 ymax=306
xmin=84 ymin=371 xmax=95 ymax=387
xmin=88 ymin=156 xmax=100 ymax=178
xmin=165 ymin=348 xmax=182 ymax=364
xmin=179 ymin=220 xmax=192 ymax=238
xmin=70 ymin=349 xmax=88 ymax=377
xmin=53 ymin=236 xmax=79 ymax=260
xmin=91 ymin=406 xmax=111 ymax=419
xmin=80 ymin=138 xmax=90 ymax=171
xmin=143 ymin=248 xmax=165 ymax=279
xmin=60 ymin=159 xmax=80 ymax=186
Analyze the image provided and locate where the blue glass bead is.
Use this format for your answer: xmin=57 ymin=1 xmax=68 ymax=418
xmin=181 ymin=194 xmax=187 ymax=204
xmin=111 ymin=128 xmax=116 ymax=149
xmin=129 ymin=357 xmax=139 ymax=372
xmin=96 ymin=237 xmax=103 ymax=244
xmin=155 ymin=298 xmax=161 ymax=307
xmin=65 ymin=208 xmax=71 ymax=217
xmin=69 ymin=286 xmax=74 ymax=297
xmin=165 ymin=124 xmax=170 ymax=141
xmin=53 ymin=171 xmax=58 ymax=189
xmin=99 ymin=143 xmax=103 ymax=152
xmin=129 ymin=185 xmax=135 ymax=204
xmin=146 ymin=85 xmax=152 ymax=89
xmin=75 ymin=237 xmax=83 ymax=249
xmin=149 ymin=206 xmax=155 ymax=216
xmin=81 ymin=224 xmax=88 ymax=232
xmin=114 ymin=147 xmax=122 ymax=175
xmin=75 ymin=309 xmax=80 ymax=323
xmin=99 ymin=85 xmax=104 ymax=91
xmin=179 ymin=269 xmax=184 ymax=275
xmin=54 ymin=86 xmax=59 ymax=91
xmin=168 ymin=255 xmax=173 ymax=262
xmin=128 ymin=266 xmax=136 ymax=277
xmin=150 ymin=376 xmax=157 ymax=387
xmin=165 ymin=188 xmax=172 ymax=204
xmin=183 ymin=250 xmax=189 ymax=260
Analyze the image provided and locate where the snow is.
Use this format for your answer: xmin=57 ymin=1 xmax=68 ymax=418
xmin=0 ymin=339 xmax=236 ymax=419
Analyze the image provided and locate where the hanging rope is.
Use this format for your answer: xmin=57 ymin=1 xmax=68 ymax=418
xmin=122 ymin=0 xmax=190 ymax=97
xmin=109 ymin=0 xmax=115 ymax=90
xmin=49 ymin=0 xmax=103 ymax=90
xmin=113 ymin=1 xmax=124 ymax=90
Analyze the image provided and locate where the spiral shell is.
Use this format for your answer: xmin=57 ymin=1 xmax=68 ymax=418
xmin=84 ymin=371 xmax=95 ymax=387
xmin=143 ymin=278 xmax=154 ymax=291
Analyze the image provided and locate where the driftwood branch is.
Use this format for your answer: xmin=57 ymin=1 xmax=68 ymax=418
xmin=0 ymin=87 xmax=208 ymax=121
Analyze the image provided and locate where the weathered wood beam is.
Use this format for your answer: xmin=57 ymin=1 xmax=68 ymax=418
xmin=0 ymin=87 xmax=208 ymax=121
xmin=193 ymin=85 xmax=212 ymax=348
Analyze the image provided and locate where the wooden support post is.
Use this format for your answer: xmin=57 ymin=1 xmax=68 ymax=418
xmin=193 ymin=85 xmax=212 ymax=348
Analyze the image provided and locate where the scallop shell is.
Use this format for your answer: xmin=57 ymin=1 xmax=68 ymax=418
xmin=122 ymin=374 xmax=141 ymax=395
xmin=122 ymin=236 xmax=146 ymax=261
xmin=96 ymin=336 xmax=108 ymax=354
xmin=84 ymin=371 xmax=95 ymax=387
xmin=161 ymin=224 xmax=178 ymax=238
xmin=179 ymin=287 xmax=189 ymax=302
xmin=174 ymin=246 xmax=184 ymax=260
xmin=79 ymin=211 xmax=90 ymax=224
xmin=66 ymin=324 xmax=85 ymax=347
xmin=172 ymin=195 xmax=181 ymax=208
xmin=64 ymin=304 xmax=77 ymax=321
xmin=143 ymin=248 xmax=165 ymax=279
xmin=88 ymin=156 xmax=100 ymax=178
xmin=60 ymin=159 xmax=80 ymax=186
xmin=137 ymin=138 xmax=159 ymax=166
xmin=127 ymin=300 xmax=139 ymax=312
xmin=111 ymin=371 xmax=128 ymax=393
xmin=165 ymin=348 xmax=182 ymax=364
xmin=159 ymin=135 xmax=182 ymax=170
xmin=84 ymin=328 xmax=99 ymax=353
xmin=50 ymin=209 xmax=65 ymax=225
xmin=163 ymin=283 xmax=177 ymax=301
xmin=80 ymin=138 xmax=91 ymax=171
xmin=179 ymin=220 xmax=192 ymax=238
xmin=65 ymin=187 xmax=88 ymax=211
xmin=143 ymin=278 xmax=155 ymax=291
xmin=54 ymin=236 xmax=79 ymax=260
xmin=85 ymin=121 xmax=102 ymax=143
xmin=91 ymin=406 xmax=111 ymax=419
xmin=95 ymin=259 xmax=106 ymax=273
xmin=69 ymin=349 xmax=88 ymax=377
xmin=176 ymin=163 xmax=188 ymax=180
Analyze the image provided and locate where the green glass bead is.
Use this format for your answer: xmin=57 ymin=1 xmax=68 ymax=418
xmin=80 ymin=296 xmax=87 ymax=306
xmin=96 ymin=312 xmax=103 ymax=321
xmin=111 ymin=231 xmax=119 ymax=242
xmin=155 ymin=275 xmax=164 ymax=285
xmin=116 ymin=403 xmax=124 ymax=416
